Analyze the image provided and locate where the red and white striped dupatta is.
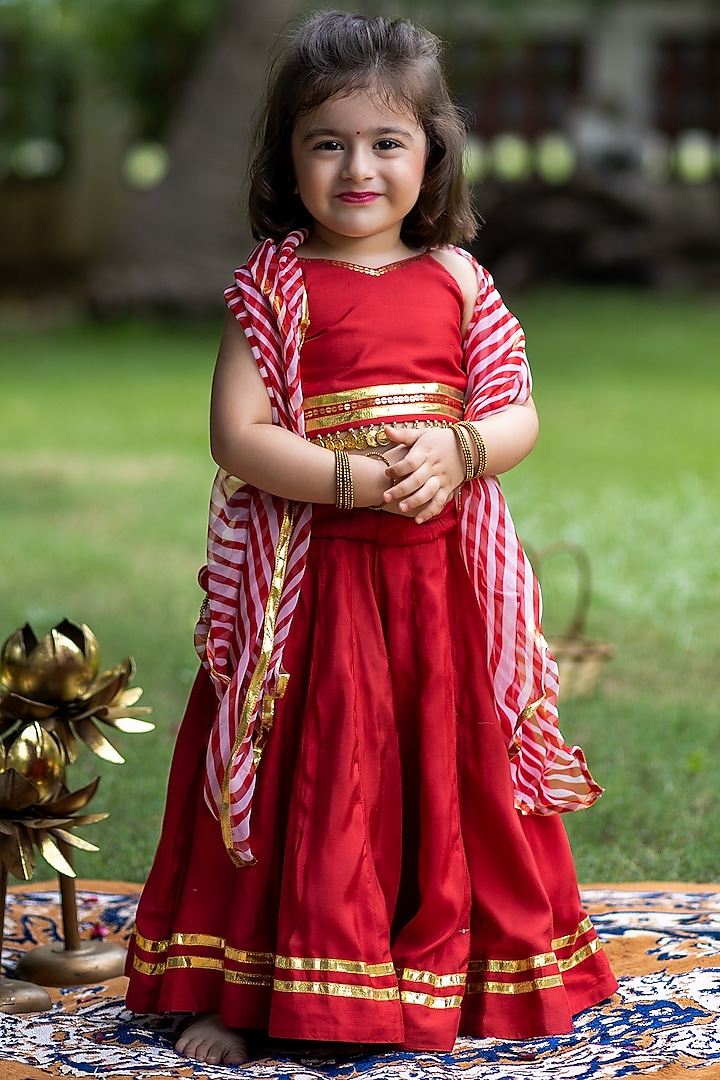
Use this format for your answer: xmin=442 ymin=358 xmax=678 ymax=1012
xmin=195 ymin=231 xmax=601 ymax=866
xmin=455 ymin=248 xmax=601 ymax=814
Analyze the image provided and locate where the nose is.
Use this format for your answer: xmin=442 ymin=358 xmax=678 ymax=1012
xmin=341 ymin=143 xmax=375 ymax=182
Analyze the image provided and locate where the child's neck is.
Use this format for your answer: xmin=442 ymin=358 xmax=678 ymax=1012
xmin=299 ymin=227 xmax=422 ymax=268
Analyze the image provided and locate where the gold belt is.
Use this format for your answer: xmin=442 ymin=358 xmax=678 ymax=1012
xmin=309 ymin=419 xmax=452 ymax=451
xmin=303 ymin=382 xmax=464 ymax=434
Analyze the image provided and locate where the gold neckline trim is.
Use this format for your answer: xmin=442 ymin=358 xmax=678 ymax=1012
xmin=298 ymin=251 xmax=429 ymax=276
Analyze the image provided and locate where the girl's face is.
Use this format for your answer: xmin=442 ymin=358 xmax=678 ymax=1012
xmin=291 ymin=90 xmax=427 ymax=252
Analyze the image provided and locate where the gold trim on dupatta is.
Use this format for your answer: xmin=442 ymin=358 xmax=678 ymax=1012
xmin=220 ymin=501 xmax=297 ymax=866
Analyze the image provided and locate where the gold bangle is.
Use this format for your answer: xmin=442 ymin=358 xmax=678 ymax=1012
xmin=455 ymin=420 xmax=487 ymax=478
xmin=365 ymin=451 xmax=392 ymax=509
xmin=333 ymin=447 xmax=354 ymax=510
xmin=452 ymin=423 xmax=474 ymax=483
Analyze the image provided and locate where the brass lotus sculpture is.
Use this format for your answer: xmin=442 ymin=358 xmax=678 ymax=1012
xmin=0 ymin=619 xmax=153 ymax=765
xmin=0 ymin=618 xmax=154 ymax=883
xmin=0 ymin=619 xmax=153 ymax=1004
xmin=0 ymin=726 xmax=107 ymax=880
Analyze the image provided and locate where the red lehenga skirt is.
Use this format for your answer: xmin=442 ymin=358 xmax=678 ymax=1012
xmin=125 ymin=504 xmax=617 ymax=1051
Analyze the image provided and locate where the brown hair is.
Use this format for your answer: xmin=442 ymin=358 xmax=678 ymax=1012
xmin=248 ymin=11 xmax=477 ymax=247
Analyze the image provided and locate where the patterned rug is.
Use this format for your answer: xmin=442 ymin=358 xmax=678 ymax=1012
xmin=2 ymin=881 xmax=720 ymax=1080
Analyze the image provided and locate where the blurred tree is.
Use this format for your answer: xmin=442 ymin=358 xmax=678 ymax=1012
xmin=0 ymin=0 xmax=227 ymax=282
xmin=0 ymin=0 xmax=225 ymax=153
xmin=90 ymin=0 xmax=306 ymax=314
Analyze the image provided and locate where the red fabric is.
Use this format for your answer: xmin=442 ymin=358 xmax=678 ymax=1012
xmin=127 ymin=236 xmax=616 ymax=1049
xmin=299 ymin=252 xmax=466 ymax=406
xmin=127 ymin=507 xmax=617 ymax=1049
xmin=200 ymin=234 xmax=601 ymax=870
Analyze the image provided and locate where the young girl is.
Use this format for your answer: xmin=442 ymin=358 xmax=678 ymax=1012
xmin=125 ymin=11 xmax=617 ymax=1066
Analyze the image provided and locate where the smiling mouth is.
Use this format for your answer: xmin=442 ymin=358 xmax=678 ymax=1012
xmin=337 ymin=192 xmax=380 ymax=203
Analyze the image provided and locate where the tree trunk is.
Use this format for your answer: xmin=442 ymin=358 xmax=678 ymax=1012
xmin=90 ymin=0 xmax=304 ymax=315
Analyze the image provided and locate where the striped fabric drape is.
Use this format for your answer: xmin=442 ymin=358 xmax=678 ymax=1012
xmin=194 ymin=231 xmax=601 ymax=867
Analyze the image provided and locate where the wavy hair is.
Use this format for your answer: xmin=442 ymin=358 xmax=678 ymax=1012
xmin=248 ymin=11 xmax=477 ymax=247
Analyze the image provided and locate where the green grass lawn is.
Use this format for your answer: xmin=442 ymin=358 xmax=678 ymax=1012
xmin=0 ymin=288 xmax=718 ymax=885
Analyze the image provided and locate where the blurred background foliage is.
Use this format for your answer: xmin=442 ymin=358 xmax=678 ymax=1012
xmin=0 ymin=0 xmax=225 ymax=148
xmin=2 ymin=0 xmax=720 ymax=303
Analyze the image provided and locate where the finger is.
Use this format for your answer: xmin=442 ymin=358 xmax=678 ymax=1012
xmin=384 ymin=450 xmax=428 ymax=484
xmin=415 ymin=497 xmax=446 ymax=525
xmin=384 ymin=424 xmax=423 ymax=447
xmin=393 ymin=475 xmax=443 ymax=512
xmin=383 ymin=469 xmax=426 ymax=501
xmin=382 ymin=495 xmax=434 ymax=520
xmin=415 ymin=486 xmax=453 ymax=523
xmin=384 ymin=444 xmax=409 ymax=466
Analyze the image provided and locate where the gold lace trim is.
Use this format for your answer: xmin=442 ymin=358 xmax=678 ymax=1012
xmin=309 ymin=419 xmax=452 ymax=451
xmin=467 ymin=974 xmax=564 ymax=995
xmin=298 ymin=251 xmax=429 ymax=276
xmin=131 ymin=919 xmax=602 ymax=1001
xmin=303 ymin=382 xmax=464 ymax=435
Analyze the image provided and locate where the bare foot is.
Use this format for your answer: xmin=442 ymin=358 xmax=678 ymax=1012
xmin=176 ymin=1013 xmax=250 ymax=1065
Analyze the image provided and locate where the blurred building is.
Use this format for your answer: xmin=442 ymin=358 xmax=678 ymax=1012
xmin=450 ymin=0 xmax=720 ymax=288
xmin=1 ymin=0 xmax=719 ymax=305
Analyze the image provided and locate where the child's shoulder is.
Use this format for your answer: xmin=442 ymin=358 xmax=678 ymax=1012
xmin=429 ymin=246 xmax=481 ymax=332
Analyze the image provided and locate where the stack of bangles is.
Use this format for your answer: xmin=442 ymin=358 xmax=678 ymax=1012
xmin=452 ymin=421 xmax=487 ymax=481
xmin=332 ymin=425 xmax=486 ymax=511
xmin=333 ymin=447 xmax=355 ymax=510
xmin=332 ymin=448 xmax=393 ymax=510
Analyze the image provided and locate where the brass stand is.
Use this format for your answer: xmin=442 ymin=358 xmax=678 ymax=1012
xmin=15 ymin=844 xmax=127 ymax=988
xmin=0 ymin=866 xmax=52 ymax=1013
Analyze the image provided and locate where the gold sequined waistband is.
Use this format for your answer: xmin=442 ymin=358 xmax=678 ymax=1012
xmin=309 ymin=420 xmax=452 ymax=451
xmin=303 ymin=382 xmax=464 ymax=434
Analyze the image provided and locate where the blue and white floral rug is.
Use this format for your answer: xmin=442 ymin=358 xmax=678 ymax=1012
xmin=1 ymin=882 xmax=720 ymax=1079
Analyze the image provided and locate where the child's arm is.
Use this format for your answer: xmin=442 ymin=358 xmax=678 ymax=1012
xmin=383 ymin=399 xmax=539 ymax=524
xmin=210 ymin=312 xmax=391 ymax=507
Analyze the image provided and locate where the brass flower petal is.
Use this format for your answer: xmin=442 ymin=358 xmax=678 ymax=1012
xmin=0 ymin=624 xmax=38 ymax=695
xmin=4 ymin=723 xmax=65 ymax=802
xmin=75 ymin=660 xmax=133 ymax=708
xmin=0 ymin=768 xmax=41 ymax=811
xmin=48 ymin=826 xmax=99 ymax=852
xmin=0 ymin=828 xmax=34 ymax=879
xmin=55 ymin=619 xmax=101 ymax=675
xmin=103 ymin=702 xmax=152 ymax=718
xmin=68 ymin=812 xmax=109 ymax=826
xmin=37 ymin=830 xmax=75 ymax=877
xmin=18 ymin=824 xmax=37 ymax=878
xmin=75 ymin=718 xmax=125 ymax=764
xmin=44 ymin=717 xmax=80 ymax=764
xmin=114 ymin=687 xmax=144 ymax=708
xmin=0 ymin=692 xmax=56 ymax=723
xmin=25 ymin=812 xmax=108 ymax=829
xmin=44 ymin=777 xmax=100 ymax=815
xmin=105 ymin=717 xmax=155 ymax=734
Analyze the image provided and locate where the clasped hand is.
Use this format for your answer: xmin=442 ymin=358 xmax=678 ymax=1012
xmin=378 ymin=425 xmax=466 ymax=524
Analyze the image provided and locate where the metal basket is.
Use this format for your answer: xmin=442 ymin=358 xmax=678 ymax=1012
xmin=527 ymin=540 xmax=614 ymax=700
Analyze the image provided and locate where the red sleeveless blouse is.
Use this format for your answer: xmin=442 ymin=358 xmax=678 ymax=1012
xmin=299 ymin=252 xmax=467 ymax=440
